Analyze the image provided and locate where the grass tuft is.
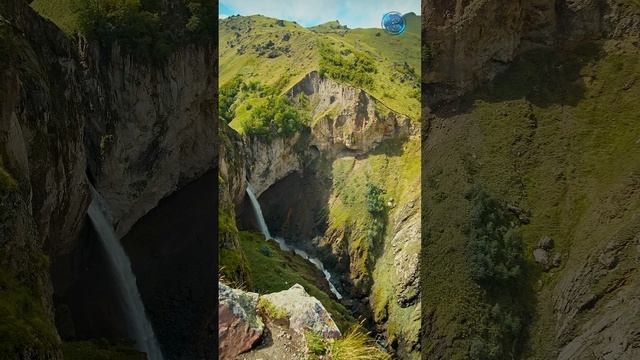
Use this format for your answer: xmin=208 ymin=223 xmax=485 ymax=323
xmin=329 ymin=323 xmax=390 ymax=360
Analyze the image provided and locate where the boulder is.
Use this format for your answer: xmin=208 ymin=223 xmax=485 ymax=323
xmin=218 ymin=283 xmax=264 ymax=360
xmin=261 ymin=284 xmax=341 ymax=339
xmin=533 ymin=248 xmax=550 ymax=266
xmin=538 ymin=236 xmax=555 ymax=250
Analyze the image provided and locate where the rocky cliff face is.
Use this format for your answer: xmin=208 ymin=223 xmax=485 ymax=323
xmin=220 ymin=70 xmax=421 ymax=358
xmin=1 ymin=0 xmax=215 ymax=358
xmin=1 ymin=1 xmax=89 ymax=358
xmin=290 ymin=71 xmax=414 ymax=158
xmin=84 ymin=43 xmax=216 ymax=237
xmin=422 ymin=1 xmax=640 ymax=359
xmin=423 ymin=0 xmax=640 ymax=104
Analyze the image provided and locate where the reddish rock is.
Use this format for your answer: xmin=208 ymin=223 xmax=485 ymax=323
xmin=218 ymin=283 xmax=264 ymax=360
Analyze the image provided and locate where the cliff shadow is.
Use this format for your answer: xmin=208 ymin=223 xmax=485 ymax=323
xmin=121 ymin=170 xmax=217 ymax=360
xmin=430 ymin=42 xmax=604 ymax=118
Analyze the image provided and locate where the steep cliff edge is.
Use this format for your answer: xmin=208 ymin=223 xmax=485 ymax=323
xmin=220 ymin=70 xmax=421 ymax=358
xmin=1 ymin=0 xmax=215 ymax=358
xmin=424 ymin=0 xmax=640 ymax=104
xmin=1 ymin=1 xmax=88 ymax=357
xmin=84 ymin=42 xmax=216 ymax=237
xmin=422 ymin=1 xmax=640 ymax=359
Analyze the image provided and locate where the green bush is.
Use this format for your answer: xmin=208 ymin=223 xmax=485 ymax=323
xmin=74 ymin=0 xmax=213 ymax=62
xmin=468 ymin=304 xmax=523 ymax=360
xmin=365 ymin=182 xmax=385 ymax=215
xmin=244 ymin=96 xmax=308 ymax=138
xmin=467 ymin=185 xmax=523 ymax=286
xmin=319 ymin=41 xmax=376 ymax=88
xmin=219 ymin=76 xmax=243 ymax=123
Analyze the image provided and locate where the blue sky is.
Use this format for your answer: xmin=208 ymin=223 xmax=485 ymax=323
xmin=219 ymin=0 xmax=420 ymax=29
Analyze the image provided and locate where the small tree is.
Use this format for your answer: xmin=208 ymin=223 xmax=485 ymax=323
xmin=467 ymin=185 xmax=523 ymax=286
xmin=365 ymin=182 xmax=385 ymax=215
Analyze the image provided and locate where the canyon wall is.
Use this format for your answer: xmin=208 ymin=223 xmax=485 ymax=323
xmin=422 ymin=1 xmax=640 ymax=359
xmin=220 ymin=71 xmax=421 ymax=358
xmin=0 ymin=0 xmax=215 ymax=358
xmin=423 ymin=0 xmax=640 ymax=104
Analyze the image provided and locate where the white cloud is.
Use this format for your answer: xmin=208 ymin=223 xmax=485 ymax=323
xmin=221 ymin=0 xmax=419 ymax=28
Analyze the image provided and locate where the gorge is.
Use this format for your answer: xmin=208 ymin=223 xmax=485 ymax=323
xmin=87 ymin=187 xmax=164 ymax=360
xmin=1 ymin=0 xmax=215 ymax=358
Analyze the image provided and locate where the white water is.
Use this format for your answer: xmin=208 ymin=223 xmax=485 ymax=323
xmin=88 ymin=187 xmax=165 ymax=360
xmin=246 ymin=186 xmax=342 ymax=300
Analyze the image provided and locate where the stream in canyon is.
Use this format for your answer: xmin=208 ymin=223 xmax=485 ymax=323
xmin=246 ymin=185 xmax=342 ymax=300
xmin=88 ymin=187 xmax=165 ymax=360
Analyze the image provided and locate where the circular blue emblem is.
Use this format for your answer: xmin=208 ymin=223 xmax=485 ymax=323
xmin=381 ymin=12 xmax=406 ymax=35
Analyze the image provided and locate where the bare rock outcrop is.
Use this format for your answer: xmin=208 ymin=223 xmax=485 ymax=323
xmin=1 ymin=1 xmax=90 ymax=358
xmin=218 ymin=282 xmax=265 ymax=360
xmin=553 ymin=221 xmax=640 ymax=359
xmin=261 ymin=284 xmax=341 ymax=339
xmin=289 ymin=71 xmax=413 ymax=158
xmin=84 ymin=43 xmax=216 ymax=237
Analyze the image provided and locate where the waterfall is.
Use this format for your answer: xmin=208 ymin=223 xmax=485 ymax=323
xmin=88 ymin=186 xmax=165 ymax=360
xmin=246 ymin=185 xmax=342 ymax=300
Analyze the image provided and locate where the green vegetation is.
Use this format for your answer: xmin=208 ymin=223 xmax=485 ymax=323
xmin=327 ymin=138 xmax=421 ymax=351
xmin=0 ymin=165 xmax=17 ymax=192
xmin=328 ymin=323 xmax=391 ymax=360
xmin=243 ymin=96 xmax=309 ymax=137
xmin=31 ymin=0 xmax=80 ymax=34
xmin=422 ymin=40 xmax=640 ymax=359
xmin=220 ymin=231 xmax=354 ymax=331
xmin=63 ymin=340 xmax=145 ymax=360
xmin=218 ymin=206 xmax=251 ymax=289
xmin=305 ymin=331 xmax=327 ymax=359
xmin=219 ymin=13 xmax=421 ymax=121
xmin=0 ymin=267 xmax=59 ymax=357
xmin=319 ymin=40 xmax=377 ymax=88
xmin=305 ymin=323 xmax=390 ymax=360
xmin=221 ymin=76 xmax=309 ymax=137
xmin=31 ymin=0 xmax=214 ymax=61
xmin=256 ymin=297 xmax=288 ymax=320
xmin=467 ymin=185 xmax=523 ymax=286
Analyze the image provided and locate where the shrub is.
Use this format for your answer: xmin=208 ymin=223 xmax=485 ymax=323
xmin=305 ymin=331 xmax=327 ymax=358
xmin=244 ymin=96 xmax=308 ymax=138
xmin=74 ymin=0 xmax=213 ymax=62
xmin=219 ymin=76 xmax=243 ymax=123
xmin=319 ymin=41 xmax=376 ymax=88
xmin=259 ymin=245 xmax=272 ymax=257
xmin=467 ymin=185 xmax=523 ymax=286
xmin=365 ymin=182 xmax=385 ymax=215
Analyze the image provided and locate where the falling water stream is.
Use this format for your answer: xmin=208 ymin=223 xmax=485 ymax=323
xmin=88 ymin=186 xmax=165 ymax=360
xmin=246 ymin=185 xmax=343 ymax=300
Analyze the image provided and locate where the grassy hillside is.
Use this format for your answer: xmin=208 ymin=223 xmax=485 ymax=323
xmin=31 ymin=0 xmax=79 ymax=34
xmin=31 ymin=0 xmax=214 ymax=61
xmin=219 ymin=13 xmax=421 ymax=122
xmin=328 ymin=137 xmax=421 ymax=356
xmin=219 ymin=229 xmax=355 ymax=332
xmin=422 ymin=39 xmax=640 ymax=359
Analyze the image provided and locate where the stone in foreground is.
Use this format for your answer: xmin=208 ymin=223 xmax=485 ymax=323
xmin=261 ymin=284 xmax=341 ymax=339
xmin=218 ymin=282 xmax=264 ymax=360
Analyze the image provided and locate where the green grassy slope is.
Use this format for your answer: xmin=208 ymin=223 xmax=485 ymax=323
xmin=328 ymin=137 xmax=421 ymax=355
xmin=31 ymin=0 xmax=79 ymax=34
xmin=422 ymin=39 xmax=640 ymax=359
xmin=219 ymin=13 xmax=421 ymax=121
xmin=220 ymin=230 xmax=355 ymax=332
